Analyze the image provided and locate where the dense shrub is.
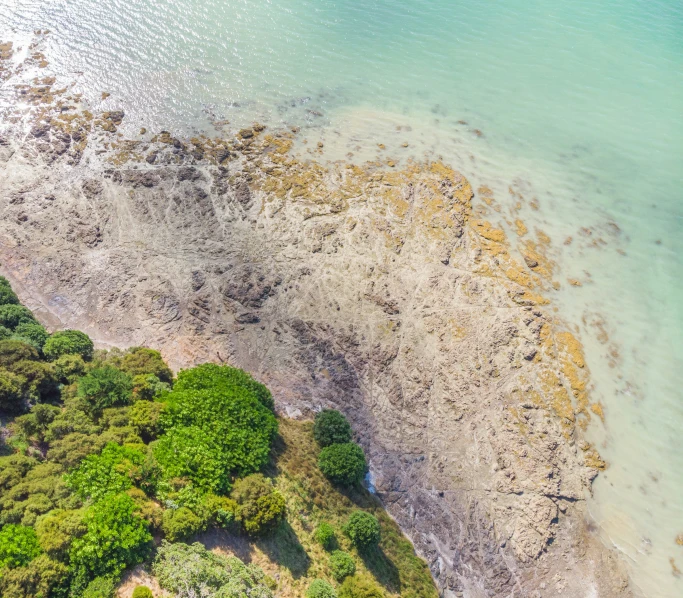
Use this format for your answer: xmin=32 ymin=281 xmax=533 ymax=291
xmin=345 ymin=511 xmax=380 ymax=551
xmin=0 ymin=339 xmax=39 ymax=367
xmin=318 ymin=443 xmax=367 ymax=486
xmin=0 ymin=369 xmax=26 ymax=413
xmin=338 ymin=575 xmax=385 ymax=598
xmin=81 ymin=575 xmax=117 ymax=598
xmin=68 ymin=493 xmax=151 ymax=592
xmin=120 ymin=347 xmax=173 ymax=383
xmin=315 ymin=521 xmax=336 ymax=550
xmin=66 ymin=443 xmax=146 ymax=502
xmin=174 ymin=363 xmax=274 ymax=411
xmin=53 ymin=353 xmax=86 ymax=383
xmin=13 ymin=322 xmax=49 ymax=351
xmin=43 ymin=329 xmax=94 ymax=361
xmin=10 ymin=359 xmax=59 ymax=403
xmin=153 ymin=540 xmax=273 ymax=598
xmin=0 ymin=305 xmax=37 ymax=330
xmin=0 ymin=553 xmax=68 ymax=598
xmin=306 ymin=579 xmax=337 ymax=598
xmin=132 ymin=586 xmax=154 ymax=598
xmin=231 ymin=473 xmax=286 ymax=535
xmin=35 ymin=508 xmax=87 ymax=559
xmin=13 ymin=404 xmax=60 ymax=443
xmin=77 ymin=366 xmax=133 ymax=412
xmin=0 ymin=276 xmax=20 ymax=305
xmin=161 ymin=506 xmax=203 ymax=541
xmin=0 ymin=524 xmax=41 ymax=570
xmin=313 ymin=409 xmax=352 ymax=447
xmin=329 ymin=550 xmax=356 ymax=581
xmin=129 ymin=399 xmax=165 ymax=441
xmin=131 ymin=373 xmax=169 ymax=402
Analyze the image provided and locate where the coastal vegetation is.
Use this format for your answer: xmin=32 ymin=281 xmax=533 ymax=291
xmin=0 ymin=277 xmax=437 ymax=597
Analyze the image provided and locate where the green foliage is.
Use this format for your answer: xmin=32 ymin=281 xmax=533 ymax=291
xmin=231 ymin=473 xmax=286 ymax=535
xmin=329 ymin=550 xmax=356 ymax=582
xmin=81 ymin=575 xmax=117 ymax=598
xmin=77 ymin=367 xmax=133 ymax=412
xmin=13 ymin=322 xmax=49 ymax=352
xmin=318 ymin=443 xmax=367 ymax=486
xmin=197 ymin=493 xmax=237 ymax=528
xmin=0 ymin=369 xmax=26 ymax=413
xmin=315 ymin=521 xmax=336 ymax=550
xmin=155 ymin=368 xmax=278 ymax=491
xmin=174 ymin=363 xmax=274 ymax=411
xmin=43 ymin=330 xmax=94 ymax=361
xmin=153 ymin=540 xmax=273 ymax=598
xmin=0 ymin=324 xmax=13 ymax=339
xmin=0 ymin=340 xmax=39 ymax=368
xmin=66 ymin=443 xmax=145 ymax=502
xmin=131 ymin=374 xmax=169 ymax=402
xmin=306 ymin=579 xmax=337 ymax=598
xmin=0 ymin=524 xmax=41 ymax=570
xmin=132 ymin=586 xmax=154 ymax=598
xmin=345 ymin=511 xmax=380 ymax=551
xmin=68 ymin=493 xmax=151 ymax=590
xmin=10 ymin=359 xmax=60 ymax=403
xmin=161 ymin=506 xmax=203 ymax=541
xmin=128 ymin=400 xmax=164 ymax=442
xmin=313 ymin=409 xmax=352 ymax=447
xmin=0 ymin=553 xmax=68 ymax=598
xmin=0 ymin=276 xmax=20 ymax=306
xmin=0 ymin=305 xmax=38 ymax=330
xmin=13 ymin=404 xmax=60 ymax=443
xmin=53 ymin=354 xmax=86 ymax=384
xmin=35 ymin=508 xmax=86 ymax=559
xmin=338 ymin=575 xmax=385 ymax=598
xmin=120 ymin=347 xmax=173 ymax=383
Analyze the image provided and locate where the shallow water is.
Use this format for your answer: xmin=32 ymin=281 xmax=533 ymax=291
xmin=2 ymin=1 xmax=683 ymax=595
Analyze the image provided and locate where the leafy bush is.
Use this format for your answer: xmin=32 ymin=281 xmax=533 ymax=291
xmin=0 ymin=276 xmax=20 ymax=305
xmin=315 ymin=522 xmax=336 ymax=550
xmin=0 ymin=339 xmax=39 ymax=368
xmin=174 ymin=363 xmax=274 ymax=411
xmin=35 ymin=508 xmax=86 ymax=559
xmin=306 ymin=579 xmax=337 ymax=598
xmin=81 ymin=575 xmax=117 ymax=598
xmin=314 ymin=409 xmax=352 ymax=447
xmin=120 ymin=347 xmax=173 ymax=383
xmin=231 ymin=473 xmax=286 ymax=535
xmin=0 ymin=305 xmax=37 ymax=330
xmin=0 ymin=553 xmax=68 ymax=598
xmin=13 ymin=322 xmax=49 ymax=351
xmin=13 ymin=404 xmax=60 ymax=443
xmin=66 ymin=443 xmax=145 ymax=502
xmin=68 ymin=493 xmax=151 ymax=589
xmin=53 ymin=353 xmax=86 ymax=383
xmin=153 ymin=540 xmax=273 ymax=598
xmin=0 ymin=369 xmax=26 ymax=413
xmin=129 ymin=399 xmax=165 ymax=441
xmin=43 ymin=330 xmax=94 ymax=361
xmin=161 ymin=506 xmax=203 ymax=541
xmin=10 ymin=359 xmax=59 ymax=403
xmin=78 ymin=366 xmax=133 ymax=412
xmin=345 ymin=511 xmax=380 ymax=551
xmin=0 ymin=524 xmax=41 ymax=570
xmin=318 ymin=443 xmax=366 ymax=486
xmin=329 ymin=550 xmax=356 ymax=581
xmin=338 ymin=575 xmax=385 ymax=598
xmin=131 ymin=374 xmax=169 ymax=402
xmin=132 ymin=586 xmax=154 ymax=598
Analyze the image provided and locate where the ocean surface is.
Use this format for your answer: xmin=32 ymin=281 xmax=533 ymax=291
xmin=1 ymin=1 xmax=682 ymax=595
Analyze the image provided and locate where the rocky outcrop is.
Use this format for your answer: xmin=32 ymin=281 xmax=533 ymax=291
xmin=0 ymin=42 xmax=631 ymax=597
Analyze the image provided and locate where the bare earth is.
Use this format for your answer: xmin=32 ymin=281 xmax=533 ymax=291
xmin=0 ymin=37 xmax=633 ymax=598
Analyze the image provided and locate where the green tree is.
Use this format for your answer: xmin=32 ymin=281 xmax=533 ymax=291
xmin=128 ymin=400 xmax=164 ymax=442
xmin=77 ymin=366 xmax=133 ymax=412
xmin=10 ymin=359 xmax=60 ymax=403
xmin=338 ymin=575 xmax=385 ymax=598
xmin=0 ymin=553 xmax=68 ymax=598
xmin=81 ymin=576 xmax=117 ymax=598
xmin=13 ymin=404 xmax=60 ymax=443
xmin=0 ymin=339 xmax=39 ymax=368
xmin=53 ymin=354 xmax=87 ymax=384
xmin=153 ymin=541 xmax=273 ymax=598
xmin=345 ymin=511 xmax=380 ymax=551
xmin=313 ymin=409 xmax=352 ymax=447
xmin=132 ymin=586 xmax=154 ymax=598
xmin=0 ymin=305 xmax=37 ymax=330
xmin=68 ymin=493 xmax=151 ymax=592
xmin=13 ymin=322 xmax=49 ymax=351
xmin=307 ymin=579 xmax=337 ymax=598
xmin=174 ymin=363 xmax=274 ymax=411
xmin=120 ymin=347 xmax=173 ymax=383
xmin=315 ymin=522 xmax=336 ymax=550
xmin=0 ymin=369 xmax=26 ymax=413
xmin=131 ymin=374 xmax=169 ymax=402
xmin=0 ymin=276 xmax=20 ymax=306
xmin=0 ymin=524 xmax=42 ymax=570
xmin=318 ymin=443 xmax=367 ymax=486
xmin=35 ymin=508 xmax=87 ymax=559
xmin=43 ymin=330 xmax=94 ymax=361
xmin=329 ymin=550 xmax=356 ymax=582
xmin=231 ymin=474 xmax=286 ymax=535
xmin=161 ymin=507 xmax=203 ymax=542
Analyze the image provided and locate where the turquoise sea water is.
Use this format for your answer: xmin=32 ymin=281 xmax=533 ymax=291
xmin=1 ymin=1 xmax=682 ymax=595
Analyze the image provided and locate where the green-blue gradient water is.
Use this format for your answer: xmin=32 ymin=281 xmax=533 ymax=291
xmin=2 ymin=1 xmax=682 ymax=595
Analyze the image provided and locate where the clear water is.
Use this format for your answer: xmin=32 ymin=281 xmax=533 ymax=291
xmin=2 ymin=1 xmax=682 ymax=595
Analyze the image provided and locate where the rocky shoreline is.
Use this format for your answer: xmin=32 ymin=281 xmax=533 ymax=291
xmin=0 ymin=35 xmax=633 ymax=597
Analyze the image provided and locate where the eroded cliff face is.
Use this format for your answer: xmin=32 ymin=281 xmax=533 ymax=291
xmin=0 ymin=40 xmax=631 ymax=597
